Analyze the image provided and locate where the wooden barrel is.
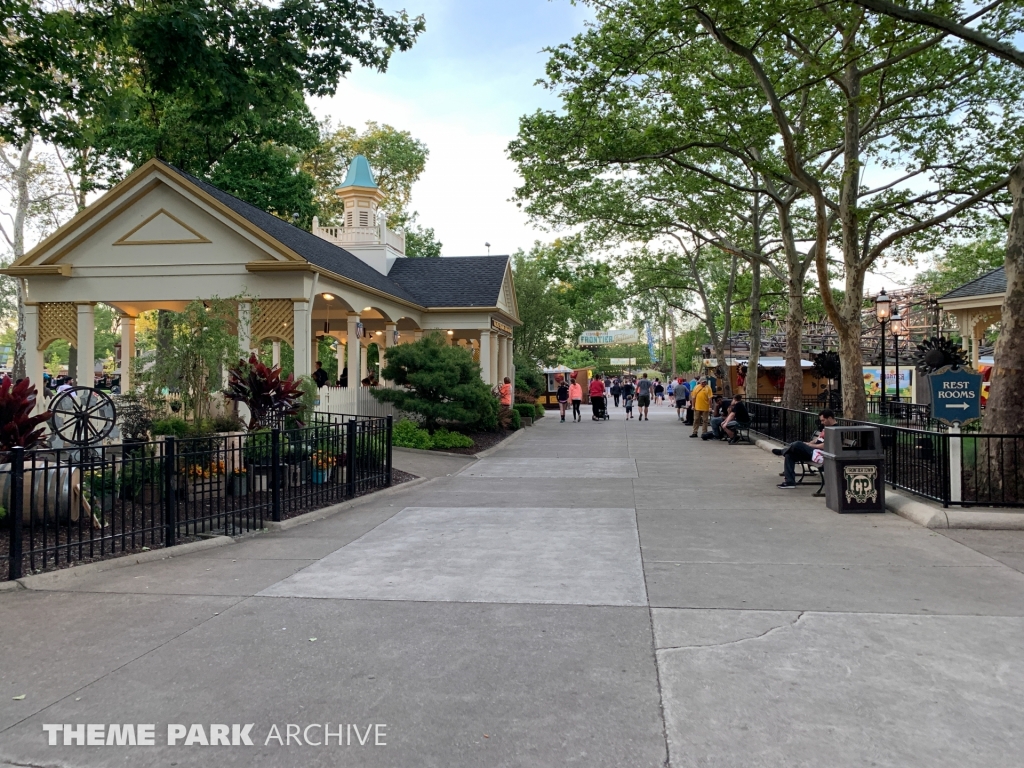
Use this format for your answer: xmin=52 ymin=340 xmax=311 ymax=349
xmin=0 ymin=463 xmax=88 ymax=523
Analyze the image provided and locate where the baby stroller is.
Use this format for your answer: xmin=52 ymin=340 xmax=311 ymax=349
xmin=591 ymin=395 xmax=610 ymax=420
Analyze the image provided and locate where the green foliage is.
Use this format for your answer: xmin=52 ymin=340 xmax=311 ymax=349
xmin=512 ymin=404 xmax=535 ymax=421
xmin=0 ymin=374 xmax=52 ymax=451
xmin=151 ymin=417 xmax=190 ymax=438
xmin=557 ymin=348 xmax=597 ymax=370
xmin=508 ymin=409 xmax=521 ymax=431
xmin=393 ymin=420 xmax=433 ymax=449
xmin=210 ymin=415 xmax=244 ymax=433
xmin=243 ymin=428 xmax=275 ymax=465
xmin=534 ymin=404 xmax=545 ymax=418
xmin=917 ymin=234 xmax=1005 ymax=297
xmin=514 ymin=355 xmax=545 ymax=396
xmin=224 ymin=353 xmax=305 ymax=430
xmin=430 ymin=429 xmax=474 ymax=449
xmin=372 ymin=334 xmax=499 ymax=431
xmin=404 ymin=219 xmax=443 ymax=258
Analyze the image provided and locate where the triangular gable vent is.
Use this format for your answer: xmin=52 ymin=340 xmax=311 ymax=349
xmin=114 ymin=209 xmax=211 ymax=246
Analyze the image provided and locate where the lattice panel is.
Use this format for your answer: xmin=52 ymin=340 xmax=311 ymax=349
xmin=252 ymin=299 xmax=294 ymax=345
xmin=38 ymin=302 xmax=77 ymax=350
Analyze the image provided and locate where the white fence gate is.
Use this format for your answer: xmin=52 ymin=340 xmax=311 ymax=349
xmin=315 ymin=386 xmax=397 ymax=419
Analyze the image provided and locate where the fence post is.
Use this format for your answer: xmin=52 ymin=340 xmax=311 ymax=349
xmin=163 ymin=437 xmax=176 ymax=550
xmin=948 ymin=424 xmax=962 ymax=505
xmin=385 ymin=415 xmax=393 ymax=487
xmin=8 ymin=447 xmax=24 ymax=580
xmin=271 ymin=428 xmax=282 ymax=523
xmin=346 ymin=419 xmax=357 ymax=498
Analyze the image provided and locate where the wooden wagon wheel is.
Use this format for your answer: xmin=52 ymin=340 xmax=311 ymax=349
xmin=48 ymin=387 xmax=117 ymax=447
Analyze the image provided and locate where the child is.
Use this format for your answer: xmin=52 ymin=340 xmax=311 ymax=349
xmin=622 ymin=377 xmax=636 ymax=420
xmin=556 ymin=377 xmax=570 ymax=422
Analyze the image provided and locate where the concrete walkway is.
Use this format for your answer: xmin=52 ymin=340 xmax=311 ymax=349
xmin=3 ymin=402 xmax=1024 ymax=767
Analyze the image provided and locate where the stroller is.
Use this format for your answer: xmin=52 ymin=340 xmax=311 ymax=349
xmin=591 ymin=395 xmax=610 ymax=420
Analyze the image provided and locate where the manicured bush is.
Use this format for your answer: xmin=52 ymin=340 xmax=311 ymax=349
xmin=512 ymin=403 xmax=535 ymax=421
xmin=508 ymin=409 xmax=521 ymax=430
xmin=393 ymin=420 xmax=434 ymax=450
xmin=430 ymin=429 xmax=474 ymax=450
xmin=372 ymin=334 xmax=498 ymax=431
xmin=534 ymin=403 xmax=545 ymax=418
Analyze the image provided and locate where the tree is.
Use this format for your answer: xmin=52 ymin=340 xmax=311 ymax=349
xmin=846 ymin=0 xmax=1024 ymax=434
xmin=510 ymin=246 xmax=571 ymax=365
xmin=688 ymin=0 xmax=1024 ymax=418
xmin=557 ymin=348 xmax=597 ymax=370
xmin=371 ymin=333 xmax=498 ymax=432
xmin=918 ymin=234 xmax=1005 ymax=297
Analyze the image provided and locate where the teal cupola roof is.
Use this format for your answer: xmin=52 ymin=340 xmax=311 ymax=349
xmin=338 ymin=154 xmax=378 ymax=189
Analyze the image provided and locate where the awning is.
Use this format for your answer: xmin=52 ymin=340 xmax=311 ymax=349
xmin=739 ymin=357 xmax=814 ymax=369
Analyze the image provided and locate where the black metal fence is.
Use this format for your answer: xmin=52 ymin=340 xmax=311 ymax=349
xmin=1 ymin=414 xmax=392 ymax=581
xmin=747 ymin=402 xmax=1021 ymax=508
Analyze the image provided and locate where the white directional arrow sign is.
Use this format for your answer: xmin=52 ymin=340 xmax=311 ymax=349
xmin=946 ymin=403 xmax=970 ymax=410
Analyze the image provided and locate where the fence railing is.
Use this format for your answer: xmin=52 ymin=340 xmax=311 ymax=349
xmin=1 ymin=414 xmax=392 ymax=581
xmin=746 ymin=402 xmax=1021 ymax=509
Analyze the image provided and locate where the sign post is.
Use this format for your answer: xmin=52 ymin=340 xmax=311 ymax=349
xmin=928 ymin=367 xmax=983 ymax=427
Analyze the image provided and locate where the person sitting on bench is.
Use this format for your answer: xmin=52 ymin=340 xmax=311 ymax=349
xmin=774 ymin=409 xmax=837 ymax=488
xmin=722 ymin=393 xmax=750 ymax=444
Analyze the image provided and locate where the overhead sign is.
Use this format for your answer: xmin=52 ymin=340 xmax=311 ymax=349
xmin=491 ymin=318 xmax=513 ymax=336
xmin=929 ymin=367 xmax=983 ymax=426
xmin=578 ymin=329 xmax=639 ymax=345
xmin=609 ymin=358 xmax=636 ymax=365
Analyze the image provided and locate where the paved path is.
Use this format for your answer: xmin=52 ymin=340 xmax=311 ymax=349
xmin=3 ymin=402 xmax=1024 ymax=767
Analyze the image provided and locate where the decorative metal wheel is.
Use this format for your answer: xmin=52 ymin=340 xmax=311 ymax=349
xmin=48 ymin=387 xmax=118 ymax=447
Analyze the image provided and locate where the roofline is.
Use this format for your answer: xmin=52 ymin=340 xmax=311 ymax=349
xmin=937 ymin=292 xmax=1006 ymax=309
xmin=246 ymin=262 xmax=428 ymax=311
xmin=937 ymin=266 xmax=1006 ymax=301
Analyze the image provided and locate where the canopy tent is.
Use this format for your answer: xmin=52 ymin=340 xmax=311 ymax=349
xmin=740 ymin=357 xmax=814 ymax=369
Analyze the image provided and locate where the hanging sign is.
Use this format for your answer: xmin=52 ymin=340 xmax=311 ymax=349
xmin=929 ymin=366 xmax=983 ymax=426
xmin=491 ymin=318 xmax=513 ymax=336
xmin=578 ymin=329 xmax=639 ymax=345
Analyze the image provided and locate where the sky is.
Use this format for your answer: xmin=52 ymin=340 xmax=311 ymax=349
xmin=310 ymin=0 xmax=593 ymax=259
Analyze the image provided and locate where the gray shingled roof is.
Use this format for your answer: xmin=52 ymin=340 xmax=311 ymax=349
xmin=940 ymin=266 xmax=1006 ymax=300
xmin=388 ymin=255 xmax=509 ymax=308
xmin=164 ymin=162 xmax=508 ymax=309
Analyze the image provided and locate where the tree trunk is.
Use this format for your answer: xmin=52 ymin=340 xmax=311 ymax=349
xmin=983 ymin=156 xmax=1024 ymax=435
xmin=783 ymin=277 xmax=805 ymax=409
xmin=11 ymin=141 xmax=32 ymax=379
xmin=12 ymin=280 xmax=26 ymax=380
xmin=747 ymin=259 xmax=762 ymax=400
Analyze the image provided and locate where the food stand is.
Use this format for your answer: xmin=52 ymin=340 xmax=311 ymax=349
xmin=536 ymin=365 xmax=590 ymax=409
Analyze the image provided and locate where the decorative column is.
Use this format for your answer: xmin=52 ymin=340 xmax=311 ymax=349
xmin=272 ymin=341 xmax=281 ymax=367
xmin=76 ymin=303 xmax=95 ymax=386
xmin=382 ymin=322 xmax=396 ymax=386
xmin=292 ymin=300 xmax=311 ymax=378
xmin=360 ymin=344 xmax=368 ymax=383
xmin=478 ymin=331 xmax=492 ymax=385
xmin=497 ymin=335 xmax=509 ymax=383
xmin=489 ymin=331 xmax=499 ymax=385
xmin=335 ymin=339 xmax=344 ymax=384
xmin=237 ymin=301 xmax=252 ymax=356
xmin=120 ymin=315 xmax=136 ymax=391
xmin=23 ymin=304 xmax=44 ymax=411
xmin=347 ymin=314 xmax=360 ymax=386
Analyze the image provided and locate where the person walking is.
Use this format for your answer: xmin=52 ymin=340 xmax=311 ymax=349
xmin=589 ymin=374 xmax=606 ymax=420
xmin=636 ymin=373 xmax=653 ymax=421
xmin=674 ymin=376 xmax=690 ymax=421
xmin=610 ymin=378 xmax=622 ymax=408
xmin=557 ymin=377 xmax=570 ymax=422
xmin=666 ymin=378 xmax=675 ymax=403
xmin=569 ymin=377 xmax=583 ymax=422
xmin=312 ymin=361 xmax=329 ymax=389
xmin=622 ymin=377 xmax=636 ymax=420
xmin=690 ymin=376 xmax=713 ymax=438
xmin=654 ymin=378 xmax=665 ymax=405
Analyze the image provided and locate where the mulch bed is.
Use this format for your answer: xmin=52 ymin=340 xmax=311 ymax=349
xmin=428 ymin=429 xmax=517 ymax=456
xmin=0 ymin=469 xmax=417 ymax=581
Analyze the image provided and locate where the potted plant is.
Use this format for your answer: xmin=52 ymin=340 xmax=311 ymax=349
xmin=85 ymin=467 xmax=118 ymax=512
xmin=229 ymin=466 xmax=248 ymax=497
xmin=114 ymin=393 xmax=153 ymax=457
xmin=186 ymin=459 xmax=226 ymax=501
xmin=311 ymin=450 xmax=334 ymax=484
xmin=223 ymin=353 xmax=305 ymax=431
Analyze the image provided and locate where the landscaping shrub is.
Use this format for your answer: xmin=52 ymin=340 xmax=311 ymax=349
xmin=513 ymin=403 xmax=535 ymax=421
xmin=393 ymin=420 xmax=433 ymax=450
xmin=371 ymin=334 xmax=498 ymax=431
xmin=430 ymin=429 xmax=474 ymax=450
xmin=0 ymin=374 xmax=52 ymax=453
xmin=534 ymin=404 xmax=545 ymax=418
xmin=211 ymin=415 xmax=245 ymax=433
xmin=151 ymin=417 xmax=191 ymax=438
xmin=508 ymin=409 xmax=521 ymax=430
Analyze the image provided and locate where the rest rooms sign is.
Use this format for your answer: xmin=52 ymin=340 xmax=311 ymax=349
xmin=929 ymin=367 xmax=983 ymax=426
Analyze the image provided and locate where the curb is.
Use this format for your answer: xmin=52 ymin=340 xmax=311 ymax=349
xmin=262 ymin=476 xmax=434 ymax=531
xmin=474 ymin=427 xmax=527 ymax=458
xmin=13 ymin=536 xmax=235 ymax=590
xmin=753 ymin=434 xmax=1024 ymax=529
xmin=393 ymin=446 xmax=477 ymax=460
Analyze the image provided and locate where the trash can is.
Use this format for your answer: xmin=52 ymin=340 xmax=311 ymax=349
xmin=821 ymin=426 xmax=886 ymax=514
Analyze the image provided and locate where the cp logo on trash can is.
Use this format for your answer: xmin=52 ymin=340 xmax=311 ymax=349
xmin=844 ymin=465 xmax=878 ymax=504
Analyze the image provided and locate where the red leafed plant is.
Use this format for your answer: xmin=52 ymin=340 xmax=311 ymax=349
xmin=223 ymin=353 xmax=305 ymax=430
xmin=0 ymin=375 xmax=52 ymax=452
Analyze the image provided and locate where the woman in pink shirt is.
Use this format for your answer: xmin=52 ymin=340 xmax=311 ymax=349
xmin=568 ymin=377 xmax=583 ymax=422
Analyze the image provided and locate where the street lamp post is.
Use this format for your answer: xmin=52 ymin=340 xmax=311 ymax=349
xmin=875 ymin=289 xmax=891 ymax=411
xmin=890 ymin=309 xmax=905 ymax=407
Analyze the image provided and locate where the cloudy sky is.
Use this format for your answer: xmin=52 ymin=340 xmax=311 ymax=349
xmin=310 ymin=0 xmax=592 ymax=259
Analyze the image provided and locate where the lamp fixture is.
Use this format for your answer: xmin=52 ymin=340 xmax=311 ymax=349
xmin=874 ymin=289 xmax=891 ymax=322
xmin=890 ymin=310 xmax=905 ymax=338
xmin=375 ymin=330 xmax=382 ymax=336
xmin=323 ymin=293 xmax=334 ymax=301
xmin=447 ymin=330 xmax=454 ymax=336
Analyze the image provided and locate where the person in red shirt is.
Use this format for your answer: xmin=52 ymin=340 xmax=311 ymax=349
xmin=589 ymin=375 xmax=606 ymax=420
xmin=498 ymin=376 xmax=512 ymax=406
